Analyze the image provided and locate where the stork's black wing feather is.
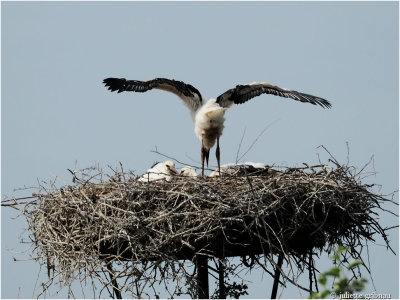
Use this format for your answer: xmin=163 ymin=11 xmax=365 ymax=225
xmin=103 ymin=78 xmax=203 ymax=111
xmin=216 ymin=82 xmax=331 ymax=109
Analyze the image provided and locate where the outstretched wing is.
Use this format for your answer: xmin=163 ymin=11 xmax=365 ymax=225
xmin=216 ymin=82 xmax=331 ymax=109
xmin=103 ymin=78 xmax=203 ymax=112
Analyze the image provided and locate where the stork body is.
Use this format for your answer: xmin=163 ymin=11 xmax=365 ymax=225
xmin=193 ymin=99 xmax=227 ymax=174
xmin=103 ymin=78 xmax=332 ymax=176
xmin=138 ymin=161 xmax=178 ymax=182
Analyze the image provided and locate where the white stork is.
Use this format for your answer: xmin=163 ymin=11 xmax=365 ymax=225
xmin=138 ymin=161 xmax=178 ymax=182
xmin=103 ymin=78 xmax=331 ymax=176
xmin=180 ymin=166 xmax=199 ymax=177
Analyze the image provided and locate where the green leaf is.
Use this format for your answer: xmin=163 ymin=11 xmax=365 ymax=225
xmin=318 ymin=274 xmax=327 ymax=285
xmin=333 ymin=278 xmax=349 ymax=293
xmin=347 ymin=259 xmax=362 ymax=270
xmin=349 ymin=278 xmax=368 ymax=292
xmin=325 ymin=267 xmax=341 ymax=277
xmin=331 ymin=253 xmax=340 ymax=261
xmin=314 ymin=246 xmax=368 ymax=299
xmin=331 ymin=245 xmax=349 ymax=261
xmin=309 ymin=292 xmax=319 ymax=299
xmin=321 ymin=290 xmax=332 ymax=298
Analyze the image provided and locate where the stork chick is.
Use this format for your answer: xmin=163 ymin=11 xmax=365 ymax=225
xmin=180 ymin=166 xmax=199 ymax=177
xmin=138 ymin=161 xmax=178 ymax=183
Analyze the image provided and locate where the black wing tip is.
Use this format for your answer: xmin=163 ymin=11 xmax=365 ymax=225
xmin=103 ymin=77 xmax=126 ymax=93
xmin=318 ymin=99 xmax=332 ymax=109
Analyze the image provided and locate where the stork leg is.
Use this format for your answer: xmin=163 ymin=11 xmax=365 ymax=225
xmin=216 ymin=137 xmax=221 ymax=175
xmin=201 ymin=141 xmax=205 ymax=177
xmin=201 ymin=137 xmax=210 ymax=177
xmin=201 ymin=139 xmax=206 ymax=177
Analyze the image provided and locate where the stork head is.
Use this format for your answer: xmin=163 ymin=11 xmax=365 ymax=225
xmin=164 ymin=160 xmax=178 ymax=176
xmin=180 ymin=166 xmax=199 ymax=177
xmin=164 ymin=160 xmax=175 ymax=168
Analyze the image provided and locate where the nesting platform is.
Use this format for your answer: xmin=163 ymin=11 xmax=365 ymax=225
xmin=26 ymin=163 xmax=389 ymax=268
xmin=4 ymin=160 xmax=395 ymax=298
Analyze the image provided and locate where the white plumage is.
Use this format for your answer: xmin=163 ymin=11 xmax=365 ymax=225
xmin=209 ymin=163 xmax=236 ymax=177
xmin=104 ymin=78 xmax=331 ymax=176
xmin=193 ymin=99 xmax=226 ymax=150
xmin=180 ymin=166 xmax=199 ymax=177
xmin=243 ymin=162 xmax=266 ymax=169
xmin=138 ymin=161 xmax=178 ymax=183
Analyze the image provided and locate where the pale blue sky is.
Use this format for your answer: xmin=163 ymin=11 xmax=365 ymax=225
xmin=2 ymin=1 xmax=399 ymax=298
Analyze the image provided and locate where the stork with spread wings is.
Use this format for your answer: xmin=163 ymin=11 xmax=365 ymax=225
xmin=103 ymin=78 xmax=331 ymax=176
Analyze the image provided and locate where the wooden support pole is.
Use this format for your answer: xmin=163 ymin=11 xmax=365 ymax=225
xmin=196 ymin=255 xmax=209 ymax=299
xmin=218 ymin=236 xmax=226 ymax=299
xmin=271 ymin=253 xmax=284 ymax=299
xmin=218 ymin=259 xmax=226 ymax=299
xmin=106 ymin=260 xmax=122 ymax=299
xmin=309 ymin=251 xmax=313 ymax=296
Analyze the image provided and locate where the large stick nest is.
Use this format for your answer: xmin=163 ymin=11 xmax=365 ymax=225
xmin=4 ymin=160 xmax=396 ymax=298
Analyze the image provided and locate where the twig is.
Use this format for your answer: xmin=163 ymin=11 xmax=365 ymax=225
xmin=235 ymin=127 xmax=247 ymax=164
xmin=237 ymin=119 xmax=279 ymax=162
